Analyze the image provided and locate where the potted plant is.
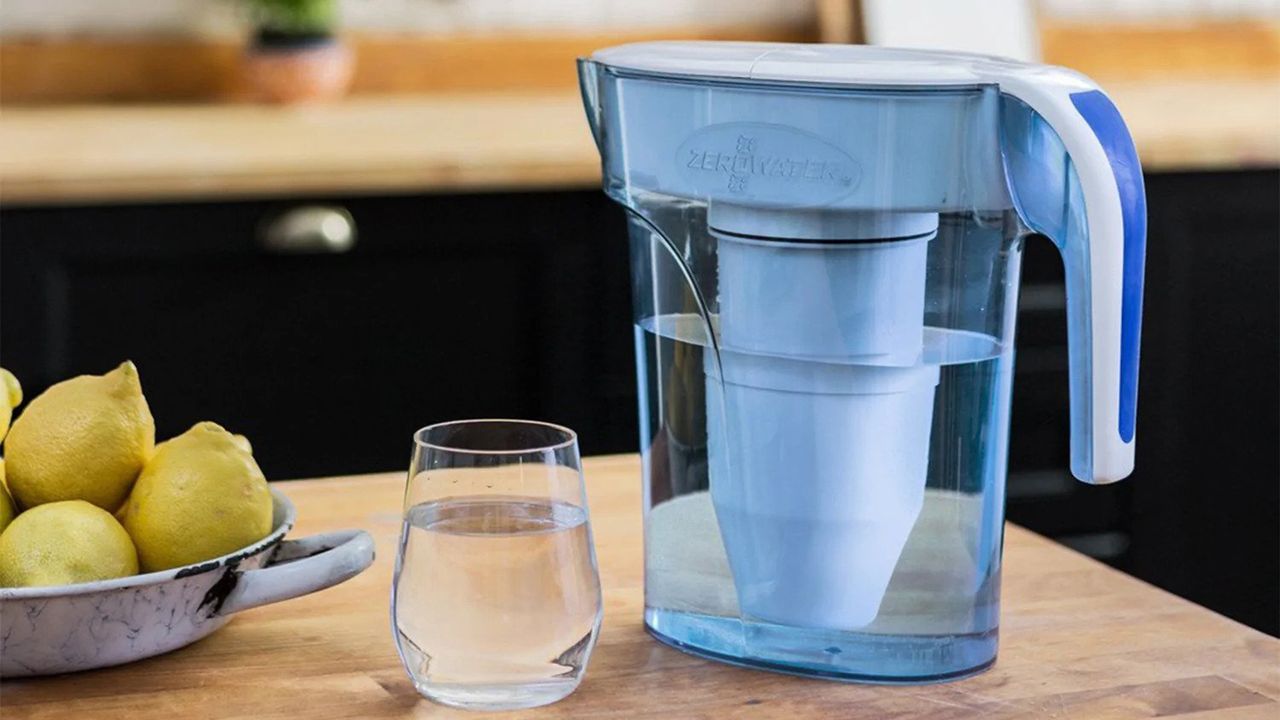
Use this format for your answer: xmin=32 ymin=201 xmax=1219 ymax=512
xmin=239 ymin=0 xmax=354 ymax=103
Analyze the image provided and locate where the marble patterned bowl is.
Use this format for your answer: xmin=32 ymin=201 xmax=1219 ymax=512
xmin=0 ymin=487 xmax=375 ymax=677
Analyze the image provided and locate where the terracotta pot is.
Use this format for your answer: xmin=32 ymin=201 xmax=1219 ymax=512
xmin=242 ymin=35 xmax=354 ymax=104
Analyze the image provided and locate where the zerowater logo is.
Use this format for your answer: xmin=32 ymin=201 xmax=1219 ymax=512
xmin=676 ymin=123 xmax=860 ymax=203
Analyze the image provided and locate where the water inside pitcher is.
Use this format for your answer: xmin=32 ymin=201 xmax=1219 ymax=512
xmin=631 ymin=204 xmax=1019 ymax=681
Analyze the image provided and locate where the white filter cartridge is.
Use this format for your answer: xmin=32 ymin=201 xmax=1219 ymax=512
xmin=707 ymin=206 xmax=940 ymax=629
xmin=707 ymin=351 xmax=940 ymax=629
xmin=711 ymin=205 xmax=938 ymax=365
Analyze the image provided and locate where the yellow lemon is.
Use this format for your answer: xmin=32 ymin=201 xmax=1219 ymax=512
xmin=0 ymin=368 xmax=21 ymax=442
xmin=0 ymin=476 xmax=14 ymax=535
xmin=0 ymin=500 xmax=138 ymax=587
xmin=5 ymin=362 xmax=154 ymax=512
xmin=124 ymin=422 xmax=273 ymax=573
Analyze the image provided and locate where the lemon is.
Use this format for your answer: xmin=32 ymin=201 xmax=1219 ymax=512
xmin=5 ymin=362 xmax=154 ymax=512
xmin=0 ymin=500 xmax=138 ymax=587
xmin=124 ymin=422 xmax=273 ymax=573
xmin=0 ymin=368 xmax=21 ymax=442
xmin=0 ymin=478 xmax=14 ymax=535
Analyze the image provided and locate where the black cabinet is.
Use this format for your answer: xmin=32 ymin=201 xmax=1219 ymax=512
xmin=2 ymin=169 xmax=1277 ymax=635
xmin=1118 ymin=170 xmax=1278 ymax=635
xmin=1 ymin=192 xmax=636 ymax=479
xmin=1005 ymin=169 xmax=1280 ymax=636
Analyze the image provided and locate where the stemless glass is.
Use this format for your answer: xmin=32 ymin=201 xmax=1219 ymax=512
xmin=391 ymin=419 xmax=603 ymax=711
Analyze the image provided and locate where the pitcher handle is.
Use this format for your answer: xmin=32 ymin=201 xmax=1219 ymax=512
xmin=992 ymin=65 xmax=1146 ymax=484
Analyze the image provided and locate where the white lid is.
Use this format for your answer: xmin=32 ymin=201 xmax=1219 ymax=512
xmin=591 ymin=41 xmax=1033 ymax=87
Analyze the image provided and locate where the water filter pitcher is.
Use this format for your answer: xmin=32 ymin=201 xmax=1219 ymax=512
xmin=578 ymin=42 xmax=1146 ymax=683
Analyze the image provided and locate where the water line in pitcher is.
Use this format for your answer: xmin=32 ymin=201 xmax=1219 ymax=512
xmin=640 ymin=313 xmax=1008 ymax=599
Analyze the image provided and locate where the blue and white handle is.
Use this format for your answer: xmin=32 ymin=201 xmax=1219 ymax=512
xmin=992 ymin=67 xmax=1146 ymax=484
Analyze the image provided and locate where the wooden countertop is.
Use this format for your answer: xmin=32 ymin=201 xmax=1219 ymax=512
xmin=1 ymin=79 xmax=1277 ymax=206
xmin=3 ymin=455 xmax=1277 ymax=719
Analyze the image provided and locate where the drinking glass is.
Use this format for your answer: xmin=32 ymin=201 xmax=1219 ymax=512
xmin=391 ymin=419 xmax=603 ymax=710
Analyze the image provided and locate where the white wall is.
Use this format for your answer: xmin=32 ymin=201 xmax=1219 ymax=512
xmin=861 ymin=0 xmax=1041 ymax=61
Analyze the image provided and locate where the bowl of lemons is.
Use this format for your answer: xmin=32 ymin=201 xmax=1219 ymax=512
xmin=0 ymin=363 xmax=374 ymax=677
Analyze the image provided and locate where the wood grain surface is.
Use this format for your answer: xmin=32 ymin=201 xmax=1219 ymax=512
xmin=2 ymin=21 xmax=1274 ymax=105
xmin=0 ymin=93 xmax=601 ymax=205
xmin=2 ymin=78 xmax=1277 ymax=207
xmin=1 ymin=455 xmax=1276 ymax=719
xmin=1039 ymin=20 xmax=1280 ymax=82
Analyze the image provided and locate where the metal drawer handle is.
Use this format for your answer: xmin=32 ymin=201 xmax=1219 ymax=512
xmin=259 ymin=206 xmax=356 ymax=254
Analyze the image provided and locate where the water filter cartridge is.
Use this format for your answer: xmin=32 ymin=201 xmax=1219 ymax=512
xmin=710 ymin=204 xmax=939 ymax=365
xmin=707 ymin=205 xmax=941 ymax=628
xmin=707 ymin=351 xmax=939 ymax=628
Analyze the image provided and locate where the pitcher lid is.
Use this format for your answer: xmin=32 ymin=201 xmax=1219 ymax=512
xmin=591 ymin=41 xmax=1034 ymax=88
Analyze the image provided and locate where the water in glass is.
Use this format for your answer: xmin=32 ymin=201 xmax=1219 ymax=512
xmin=392 ymin=420 xmax=602 ymax=710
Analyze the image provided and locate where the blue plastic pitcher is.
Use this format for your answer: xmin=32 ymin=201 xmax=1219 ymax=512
xmin=579 ymin=42 xmax=1145 ymax=683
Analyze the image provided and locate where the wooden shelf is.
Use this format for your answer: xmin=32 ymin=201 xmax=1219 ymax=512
xmin=1041 ymin=20 xmax=1280 ymax=82
xmin=0 ymin=26 xmax=814 ymax=105
xmin=0 ymin=93 xmax=603 ymax=205
xmin=2 ymin=79 xmax=1275 ymax=206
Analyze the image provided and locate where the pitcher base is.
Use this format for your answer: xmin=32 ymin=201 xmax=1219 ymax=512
xmin=645 ymin=607 xmax=997 ymax=684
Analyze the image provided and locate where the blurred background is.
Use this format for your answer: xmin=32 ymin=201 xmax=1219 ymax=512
xmin=0 ymin=1 xmax=1276 ymax=635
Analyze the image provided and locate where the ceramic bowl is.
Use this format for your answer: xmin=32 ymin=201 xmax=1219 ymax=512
xmin=0 ymin=487 xmax=374 ymax=677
